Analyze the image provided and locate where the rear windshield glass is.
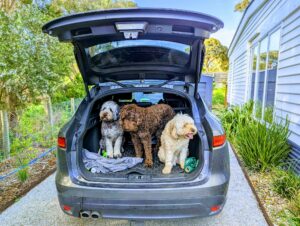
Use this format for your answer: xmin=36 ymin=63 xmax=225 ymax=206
xmin=118 ymin=92 xmax=163 ymax=104
xmin=87 ymin=40 xmax=190 ymax=68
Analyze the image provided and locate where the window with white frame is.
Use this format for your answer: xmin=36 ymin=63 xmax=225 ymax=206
xmin=249 ymin=29 xmax=281 ymax=122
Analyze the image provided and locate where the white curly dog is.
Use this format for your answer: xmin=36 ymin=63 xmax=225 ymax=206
xmin=99 ymin=101 xmax=123 ymax=158
xmin=158 ymin=114 xmax=197 ymax=174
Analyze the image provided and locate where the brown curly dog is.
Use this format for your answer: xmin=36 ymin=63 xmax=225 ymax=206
xmin=120 ymin=104 xmax=175 ymax=167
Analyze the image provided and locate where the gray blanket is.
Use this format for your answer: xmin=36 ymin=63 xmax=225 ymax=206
xmin=83 ymin=149 xmax=143 ymax=174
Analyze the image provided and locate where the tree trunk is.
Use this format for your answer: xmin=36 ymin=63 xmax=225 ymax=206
xmin=1 ymin=110 xmax=10 ymax=159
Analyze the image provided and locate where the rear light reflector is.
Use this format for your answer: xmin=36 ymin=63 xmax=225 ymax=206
xmin=58 ymin=137 xmax=66 ymax=148
xmin=213 ymin=134 xmax=226 ymax=147
xmin=63 ymin=205 xmax=72 ymax=211
xmin=210 ymin=205 xmax=221 ymax=212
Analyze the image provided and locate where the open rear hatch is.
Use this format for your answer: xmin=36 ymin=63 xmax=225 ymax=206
xmin=42 ymin=8 xmax=223 ymax=97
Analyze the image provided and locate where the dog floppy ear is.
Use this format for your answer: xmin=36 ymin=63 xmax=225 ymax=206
xmin=169 ymin=121 xmax=178 ymax=139
xmin=114 ymin=105 xmax=120 ymax=120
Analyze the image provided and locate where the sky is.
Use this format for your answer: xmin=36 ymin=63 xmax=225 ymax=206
xmin=134 ymin=0 xmax=243 ymax=47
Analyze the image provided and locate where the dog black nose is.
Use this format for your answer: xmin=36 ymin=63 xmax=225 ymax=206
xmin=191 ymin=128 xmax=196 ymax=133
xmin=103 ymin=112 xmax=107 ymax=117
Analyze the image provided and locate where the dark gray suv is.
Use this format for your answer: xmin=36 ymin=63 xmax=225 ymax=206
xmin=43 ymin=8 xmax=230 ymax=220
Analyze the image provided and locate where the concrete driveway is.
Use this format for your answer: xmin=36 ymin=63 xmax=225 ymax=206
xmin=0 ymin=147 xmax=267 ymax=226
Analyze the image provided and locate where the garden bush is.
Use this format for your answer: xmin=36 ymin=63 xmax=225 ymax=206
xmin=272 ymin=168 xmax=300 ymax=199
xmin=235 ymin=118 xmax=290 ymax=171
xmin=221 ymin=101 xmax=254 ymax=141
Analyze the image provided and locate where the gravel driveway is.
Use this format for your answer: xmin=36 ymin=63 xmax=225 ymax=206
xmin=0 ymin=147 xmax=267 ymax=226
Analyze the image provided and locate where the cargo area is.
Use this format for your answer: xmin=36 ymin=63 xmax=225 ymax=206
xmin=78 ymin=91 xmax=203 ymax=182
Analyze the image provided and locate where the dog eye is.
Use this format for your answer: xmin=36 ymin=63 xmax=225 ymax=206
xmin=109 ymin=108 xmax=113 ymax=113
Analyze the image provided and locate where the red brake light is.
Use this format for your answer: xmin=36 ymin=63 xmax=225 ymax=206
xmin=213 ymin=134 xmax=226 ymax=147
xmin=63 ymin=205 xmax=72 ymax=211
xmin=58 ymin=137 xmax=66 ymax=148
xmin=210 ymin=205 xmax=221 ymax=212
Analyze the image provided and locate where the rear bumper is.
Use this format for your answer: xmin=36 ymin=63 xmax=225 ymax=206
xmin=56 ymin=142 xmax=230 ymax=220
xmin=56 ymin=171 xmax=229 ymax=220
xmin=58 ymin=193 xmax=226 ymax=220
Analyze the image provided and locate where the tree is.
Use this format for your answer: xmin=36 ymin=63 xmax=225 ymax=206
xmin=203 ymin=38 xmax=229 ymax=73
xmin=0 ymin=0 xmax=137 ymax=110
xmin=0 ymin=6 xmax=74 ymax=110
xmin=47 ymin=0 xmax=136 ymax=17
xmin=234 ymin=0 xmax=251 ymax=12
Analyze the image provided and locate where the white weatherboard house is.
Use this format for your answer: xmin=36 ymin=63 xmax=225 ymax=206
xmin=228 ymin=0 xmax=300 ymax=173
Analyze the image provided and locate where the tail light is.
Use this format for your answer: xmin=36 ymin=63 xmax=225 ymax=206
xmin=213 ymin=134 xmax=226 ymax=148
xmin=58 ymin=137 xmax=66 ymax=149
xmin=210 ymin=205 xmax=221 ymax=212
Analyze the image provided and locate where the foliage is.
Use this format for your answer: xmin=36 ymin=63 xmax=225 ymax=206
xmin=287 ymin=192 xmax=300 ymax=225
xmin=272 ymin=168 xmax=300 ymax=200
xmin=0 ymin=5 xmax=74 ymax=111
xmin=51 ymin=73 xmax=85 ymax=103
xmin=17 ymin=167 xmax=29 ymax=182
xmin=10 ymin=101 xmax=73 ymax=157
xmin=234 ymin=0 xmax=251 ymax=12
xmin=11 ymin=105 xmax=53 ymax=154
xmin=235 ymin=118 xmax=290 ymax=171
xmin=203 ymin=38 xmax=229 ymax=73
xmin=221 ymin=101 xmax=254 ymax=141
xmin=0 ymin=0 xmax=136 ymax=111
xmin=212 ymin=85 xmax=226 ymax=106
xmin=47 ymin=0 xmax=136 ymax=16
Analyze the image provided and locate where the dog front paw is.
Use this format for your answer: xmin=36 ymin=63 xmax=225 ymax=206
xmin=107 ymin=153 xmax=114 ymax=158
xmin=180 ymin=161 xmax=185 ymax=169
xmin=144 ymin=159 xmax=153 ymax=168
xmin=162 ymin=165 xmax=172 ymax=174
xmin=113 ymin=152 xmax=122 ymax=158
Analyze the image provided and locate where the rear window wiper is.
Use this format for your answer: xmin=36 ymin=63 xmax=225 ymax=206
xmin=103 ymin=78 xmax=134 ymax=88
xmin=149 ymin=76 xmax=180 ymax=87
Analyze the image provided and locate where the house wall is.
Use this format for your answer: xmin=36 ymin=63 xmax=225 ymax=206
xmin=228 ymin=0 xmax=300 ymax=173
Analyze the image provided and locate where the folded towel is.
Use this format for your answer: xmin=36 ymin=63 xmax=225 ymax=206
xmin=82 ymin=149 xmax=143 ymax=174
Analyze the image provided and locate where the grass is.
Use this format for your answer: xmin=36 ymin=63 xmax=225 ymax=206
xmin=272 ymin=168 xmax=300 ymax=200
xmin=287 ymin=193 xmax=300 ymax=225
xmin=17 ymin=168 xmax=29 ymax=183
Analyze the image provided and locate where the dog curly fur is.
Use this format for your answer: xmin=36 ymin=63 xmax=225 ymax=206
xmin=120 ymin=104 xmax=175 ymax=167
xmin=99 ymin=101 xmax=123 ymax=158
xmin=158 ymin=114 xmax=197 ymax=174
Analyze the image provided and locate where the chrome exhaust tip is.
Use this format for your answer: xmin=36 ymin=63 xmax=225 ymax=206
xmin=91 ymin=211 xmax=101 ymax=219
xmin=80 ymin=210 xmax=91 ymax=218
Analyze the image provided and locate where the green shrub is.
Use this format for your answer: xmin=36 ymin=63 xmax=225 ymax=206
xmin=272 ymin=168 xmax=300 ymax=199
xmin=213 ymin=85 xmax=226 ymax=106
xmin=283 ymin=192 xmax=300 ymax=226
xmin=235 ymin=119 xmax=290 ymax=171
xmin=221 ymin=101 xmax=254 ymax=141
xmin=17 ymin=168 xmax=29 ymax=183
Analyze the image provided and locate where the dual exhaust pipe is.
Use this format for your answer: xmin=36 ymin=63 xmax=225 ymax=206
xmin=80 ymin=210 xmax=101 ymax=218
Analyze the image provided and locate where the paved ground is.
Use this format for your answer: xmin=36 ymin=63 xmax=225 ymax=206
xmin=0 ymin=147 xmax=267 ymax=226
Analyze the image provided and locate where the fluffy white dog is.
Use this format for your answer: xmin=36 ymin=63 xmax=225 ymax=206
xmin=99 ymin=101 xmax=123 ymax=158
xmin=158 ymin=114 xmax=197 ymax=174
